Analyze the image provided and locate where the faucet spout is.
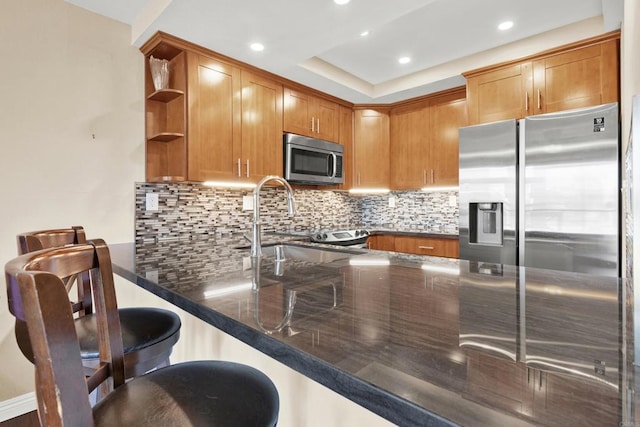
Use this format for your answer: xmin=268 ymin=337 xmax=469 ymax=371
xmin=251 ymin=175 xmax=296 ymax=258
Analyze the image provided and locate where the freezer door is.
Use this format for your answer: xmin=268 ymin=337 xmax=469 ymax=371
xmin=459 ymin=120 xmax=518 ymax=265
xmin=521 ymin=103 xmax=619 ymax=276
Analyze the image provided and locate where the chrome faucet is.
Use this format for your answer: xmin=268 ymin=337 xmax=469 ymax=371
xmin=251 ymin=175 xmax=296 ymax=257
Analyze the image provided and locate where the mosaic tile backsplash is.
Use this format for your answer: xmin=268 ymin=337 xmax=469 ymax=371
xmin=135 ymin=182 xmax=459 ymax=242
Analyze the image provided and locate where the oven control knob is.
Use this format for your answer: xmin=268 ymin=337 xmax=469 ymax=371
xmin=323 ymin=233 xmax=328 ymax=240
xmin=355 ymin=230 xmax=360 ymax=237
xmin=316 ymin=234 xmax=323 ymax=241
xmin=362 ymin=230 xmax=369 ymax=236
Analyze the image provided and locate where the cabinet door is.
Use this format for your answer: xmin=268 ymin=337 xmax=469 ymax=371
xmin=187 ymin=53 xmax=241 ymax=181
xmin=283 ymin=87 xmax=314 ymax=137
xmin=429 ymin=95 xmax=467 ymax=187
xmin=390 ymin=102 xmax=430 ymax=190
xmin=315 ymin=97 xmax=340 ymax=143
xmin=353 ymin=109 xmax=390 ymax=188
xmin=393 ymin=236 xmax=459 ymax=258
xmin=366 ymin=235 xmax=395 ymax=251
xmin=533 ymin=39 xmax=619 ymax=114
xmin=240 ymin=71 xmax=283 ymax=181
xmin=466 ymin=62 xmax=533 ymax=125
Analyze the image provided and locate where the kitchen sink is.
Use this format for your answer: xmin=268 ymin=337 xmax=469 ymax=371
xmin=236 ymin=242 xmax=364 ymax=264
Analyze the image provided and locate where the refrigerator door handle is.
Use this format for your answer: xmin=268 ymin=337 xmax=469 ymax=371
xmin=518 ymin=120 xmax=526 ymax=267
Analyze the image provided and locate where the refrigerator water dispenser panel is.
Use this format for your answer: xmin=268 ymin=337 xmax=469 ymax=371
xmin=469 ymin=203 xmax=503 ymax=245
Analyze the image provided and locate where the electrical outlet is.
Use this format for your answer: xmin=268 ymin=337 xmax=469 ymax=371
xmin=389 ymin=195 xmax=396 ymax=208
xmin=145 ymin=270 xmax=159 ymax=282
xmin=242 ymin=195 xmax=253 ymax=211
xmin=449 ymin=195 xmax=457 ymax=206
xmin=145 ymin=193 xmax=159 ymax=211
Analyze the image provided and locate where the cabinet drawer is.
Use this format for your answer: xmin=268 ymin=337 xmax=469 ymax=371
xmin=393 ymin=236 xmax=459 ymax=258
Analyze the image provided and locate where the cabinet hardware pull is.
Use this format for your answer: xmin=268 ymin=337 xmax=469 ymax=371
xmin=527 ymin=368 xmax=531 ymax=384
xmin=316 ymin=118 xmax=320 ymax=134
xmin=418 ymin=246 xmax=435 ymax=250
xmin=430 ymin=169 xmax=434 ymax=183
xmin=423 ymin=170 xmax=427 ymax=184
xmin=525 ymin=92 xmax=528 ymax=111
xmin=237 ymin=158 xmax=241 ymax=177
xmin=246 ymin=159 xmax=250 ymax=177
xmin=311 ymin=117 xmax=315 ymax=132
xmin=537 ymin=89 xmax=541 ymax=109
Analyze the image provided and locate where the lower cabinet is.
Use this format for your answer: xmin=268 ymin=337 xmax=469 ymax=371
xmin=367 ymin=234 xmax=459 ymax=259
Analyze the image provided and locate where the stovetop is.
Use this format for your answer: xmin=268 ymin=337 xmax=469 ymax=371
xmin=310 ymin=228 xmax=370 ymax=244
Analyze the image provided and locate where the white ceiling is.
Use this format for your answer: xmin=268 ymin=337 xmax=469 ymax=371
xmin=65 ymin=0 xmax=623 ymax=104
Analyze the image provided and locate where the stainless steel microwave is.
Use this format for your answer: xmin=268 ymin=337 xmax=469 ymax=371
xmin=284 ymin=133 xmax=344 ymax=185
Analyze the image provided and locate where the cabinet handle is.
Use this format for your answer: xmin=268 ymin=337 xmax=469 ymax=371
xmin=316 ymin=118 xmax=320 ymax=134
xmin=430 ymin=169 xmax=434 ymax=184
xmin=418 ymin=246 xmax=435 ymax=250
xmin=246 ymin=159 xmax=250 ymax=177
xmin=237 ymin=158 xmax=241 ymax=177
xmin=537 ymin=89 xmax=541 ymax=109
xmin=525 ymin=92 xmax=529 ymax=111
xmin=538 ymin=370 xmax=543 ymax=390
xmin=311 ymin=117 xmax=315 ymax=132
xmin=423 ymin=170 xmax=427 ymax=185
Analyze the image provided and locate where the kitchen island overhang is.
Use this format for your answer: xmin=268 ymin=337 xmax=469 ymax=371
xmin=109 ymin=236 xmax=631 ymax=427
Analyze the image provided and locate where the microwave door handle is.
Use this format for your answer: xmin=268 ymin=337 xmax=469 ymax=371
xmin=329 ymin=152 xmax=337 ymax=178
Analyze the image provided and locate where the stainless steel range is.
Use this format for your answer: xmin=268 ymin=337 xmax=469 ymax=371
xmin=310 ymin=229 xmax=370 ymax=248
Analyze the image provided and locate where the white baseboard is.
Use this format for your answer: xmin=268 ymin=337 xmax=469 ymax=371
xmin=0 ymin=393 xmax=36 ymax=422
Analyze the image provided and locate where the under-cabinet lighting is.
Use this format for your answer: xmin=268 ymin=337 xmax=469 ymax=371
xmin=204 ymin=282 xmax=252 ymax=298
xmin=348 ymin=188 xmax=390 ymax=195
xmin=420 ymin=186 xmax=459 ymax=192
xmin=421 ymin=264 xmax=460 ymax=275
xmin=203 ymin=181 xmax=257 ymax=189
xmin=349 ymin=257 xmax=390 ymax=266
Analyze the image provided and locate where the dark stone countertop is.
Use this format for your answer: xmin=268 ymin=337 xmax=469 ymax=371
xmin=109 ymin=235 xmax=632 ymax=427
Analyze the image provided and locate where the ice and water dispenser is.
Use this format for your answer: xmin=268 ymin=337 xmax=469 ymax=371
xmin=469 ymin=203 xmax=503 ymax=245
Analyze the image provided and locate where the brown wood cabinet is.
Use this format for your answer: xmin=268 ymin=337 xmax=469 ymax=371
xmin=390 ymin=88 xmax=466 ymax=190
xmin=141 ymin=33 xmax=285 ymax=183
xmin=336 ymin=105 xmax=354 ymax=190
xmin=186 ymin=52 xmax=241 ymax=181
xmin=367 ymin=234 xmax=459 ymax=259
xmin=465 ymin=32 xmax=619 ymax=125
xmin=353 ymin=108 xmax=390 ymax=188
xmin=283 ymin=87 xmax=340 ymax=143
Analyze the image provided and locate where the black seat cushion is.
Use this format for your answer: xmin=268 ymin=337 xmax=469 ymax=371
xmin=93 ymin=361 xmax=280 ymax=427
xmin=76 ymin=307 xmax=181 ymax=358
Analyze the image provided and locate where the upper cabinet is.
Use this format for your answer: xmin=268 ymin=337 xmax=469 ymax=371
xmin=353 ymin=108 xmax=390 ymax=188
xmin=283 ymin=87 xmax=340 ymax=143
xmin=186 ymin=53 xmax=241 ymax=181
xmin=465 ymin=32 xmax=619 ymax=125
xmin=141 ymin=33 xmax=284 ymax=183
xmin=390 ymin=88 xmax=467 ymax=190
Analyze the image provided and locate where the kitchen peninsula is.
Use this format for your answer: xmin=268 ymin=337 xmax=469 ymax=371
xmin=109 ymin=235 xmax=631 ymax=427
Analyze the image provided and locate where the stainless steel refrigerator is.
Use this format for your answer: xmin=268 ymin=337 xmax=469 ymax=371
xmin=458 ymin=102 xmax=620 ymax=277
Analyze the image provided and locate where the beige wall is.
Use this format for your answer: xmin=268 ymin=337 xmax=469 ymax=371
xmin=0 ymin=0 xmax=144 ymax=400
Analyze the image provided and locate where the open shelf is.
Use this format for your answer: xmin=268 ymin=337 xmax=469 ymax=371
xmin=148 ymin=89 xmax=184 ymax=102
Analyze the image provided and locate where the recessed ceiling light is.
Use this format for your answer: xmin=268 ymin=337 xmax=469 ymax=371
xmin=498 ymin=21 xmax=514 ymax=31
xmin=360 ymin=30 xmax=370 ymax=37
xmin=250 ymin=42 xmax=264 ymax=52
xmin=334 ymin=0 xmax=350 ymax=5
xmin=398 ymin=56 xmax=411 ymax=65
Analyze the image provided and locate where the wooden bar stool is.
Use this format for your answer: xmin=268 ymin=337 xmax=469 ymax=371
xmin=14 ymin=227 xmax=181 ymax=378
xmin=5 ymin=240 xmax=279 ymax=426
